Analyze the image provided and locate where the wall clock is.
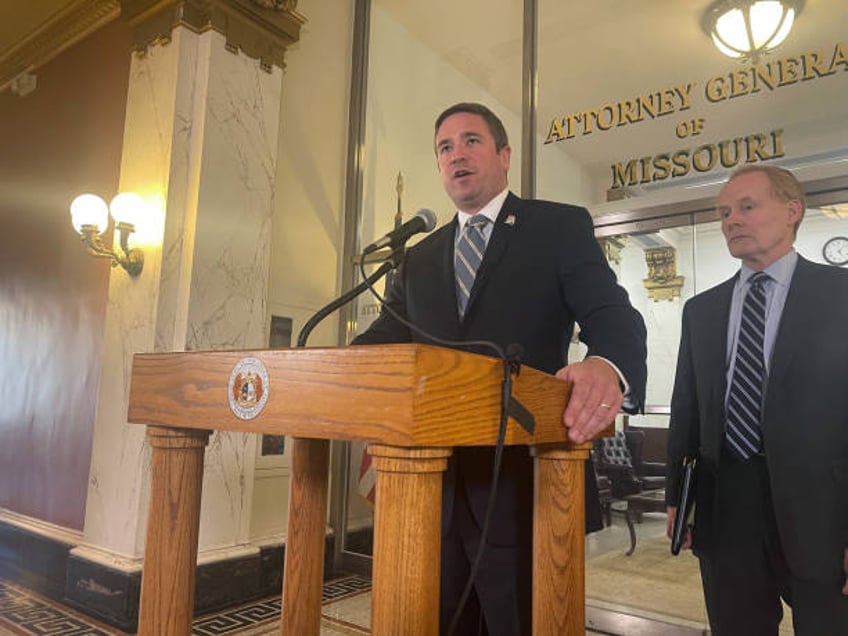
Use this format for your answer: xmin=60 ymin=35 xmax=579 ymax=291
xmin=822 ymin=236 xmax=848 ymax=266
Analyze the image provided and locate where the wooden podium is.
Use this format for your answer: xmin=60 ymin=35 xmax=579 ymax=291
xmin=127 ymin=344 xmax=594 ymax=635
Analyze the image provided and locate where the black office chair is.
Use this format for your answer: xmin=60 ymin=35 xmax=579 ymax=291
xmin=593 ymin=430 xmax=665 ymax=498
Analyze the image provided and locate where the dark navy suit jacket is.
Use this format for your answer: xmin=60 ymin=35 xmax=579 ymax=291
xmin=667 ymin=256 xmax=848 ymax=583
xmin=353 ymin=192 xmax=647 ymax=546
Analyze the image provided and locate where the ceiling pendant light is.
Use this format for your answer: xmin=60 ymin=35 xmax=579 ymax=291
xmin=701 ymin=0 xmax=804 ymax=63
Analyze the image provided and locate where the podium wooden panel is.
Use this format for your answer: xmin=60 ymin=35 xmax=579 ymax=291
xmin=128 ymin=344 xmax=596 ymax=635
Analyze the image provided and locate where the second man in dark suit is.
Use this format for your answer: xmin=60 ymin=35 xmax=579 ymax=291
xmin=353 ymin=102 xmax=647 ymax=635
xmin=666 ymin=165 xmax=848 ymax=635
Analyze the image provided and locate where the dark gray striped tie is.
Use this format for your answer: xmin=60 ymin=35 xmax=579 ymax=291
xmin=455 ymin=215 xmax=490 ymax=317
xmin=726 ymin=271 xmax=769 ymax=460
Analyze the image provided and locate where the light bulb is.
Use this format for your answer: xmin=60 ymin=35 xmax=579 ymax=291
xmin=70 ymin=194 xmax=109 ymax=235
xmin=109 ymin=192 xmax=145 ymax=227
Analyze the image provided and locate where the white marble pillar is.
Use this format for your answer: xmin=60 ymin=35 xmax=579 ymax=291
xmin=74 ymin=25 xmax=281 ymax=571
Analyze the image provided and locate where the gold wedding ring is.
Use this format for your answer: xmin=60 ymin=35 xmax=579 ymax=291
xmin=599 ymin=402 xmax=612 ymax=409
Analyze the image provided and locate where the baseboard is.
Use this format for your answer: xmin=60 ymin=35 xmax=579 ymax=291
xmin=64 ymin=553 xmax=142 ymax=631
xmin=63 ymin=544 xmax=283 ymax=632
xmin=0 ymin=519 xmax=364 ymax=632
xmin=0 ymin=521 xmax=73 ymax=602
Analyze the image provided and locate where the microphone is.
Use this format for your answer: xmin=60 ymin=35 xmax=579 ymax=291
xmin=362 ymin=208 xmax=437 ymax=255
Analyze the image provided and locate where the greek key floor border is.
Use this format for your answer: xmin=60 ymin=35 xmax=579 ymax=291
xmin=0 ymin=575 xmax=372 ymax=635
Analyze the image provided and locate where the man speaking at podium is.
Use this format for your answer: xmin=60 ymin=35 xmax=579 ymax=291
xmin=353 ymin=102 xmax=647 ymax=635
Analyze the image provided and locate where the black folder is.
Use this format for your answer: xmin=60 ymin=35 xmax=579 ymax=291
xmin=671 ymin=456 xmax=697 ymax=556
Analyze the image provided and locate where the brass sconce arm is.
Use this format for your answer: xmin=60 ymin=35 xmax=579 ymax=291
xmin=79 ymin=223 xmax=144 ymax=277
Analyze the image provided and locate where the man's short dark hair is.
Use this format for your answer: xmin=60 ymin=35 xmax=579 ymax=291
xmin=434 ymin=102 xmax=509 ymax=151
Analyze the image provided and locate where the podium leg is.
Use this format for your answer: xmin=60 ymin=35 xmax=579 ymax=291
xmin=531 ymin=442 xmax=591 ymax=636
xmin=138 ymin=426 xmax=210 ymax=636
xmin=281 ymin=437 xmax=330 ymax=636
xmin=369 ymin=445 xmax=451 ymax=636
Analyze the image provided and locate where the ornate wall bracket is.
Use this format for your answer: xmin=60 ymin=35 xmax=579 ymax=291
xmin=643 ymin=246 xmax=684 ymax=301
xmin=120 ymin=0 xmax=306 ymax=71
xmin=1 ymin=0 xmax=305 ymax=93
xmin=598 ymin=235 xmax=627 ymax=266
xmin=0 ymin=0 xmax=120 ymax=93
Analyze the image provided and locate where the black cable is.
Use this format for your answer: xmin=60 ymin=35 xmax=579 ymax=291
xmin=445 ymin=355 xmax=512 ymax=636
xmin=295 ymin=244 xmax=521 ymax=632
xmin=355 ymin=257 xmax=516 ymax=636
xmin=296 ymin=259 xmax=395 ymax=348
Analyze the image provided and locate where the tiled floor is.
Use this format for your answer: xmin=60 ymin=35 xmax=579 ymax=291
xmin=0 ymin=575 xmax=373 ymax=636
xmin=0 ymin=514 xmax=707 ymax=635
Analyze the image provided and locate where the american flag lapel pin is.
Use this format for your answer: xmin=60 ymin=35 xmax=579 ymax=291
xmin=504 ymin=214 xmax=516 ymax=226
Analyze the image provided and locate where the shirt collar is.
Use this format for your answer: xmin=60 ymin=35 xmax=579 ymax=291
xmin=740 ymin=249 xmax=797 ymax=288
xmin=456 ymin=189 xmax=509 ymax=231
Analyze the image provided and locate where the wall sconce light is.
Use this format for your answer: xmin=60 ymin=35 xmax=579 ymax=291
xmin=701 ymin=0 xmax=803 ymax=63
xmin=70 ymin=192 xmax=145 ymax=277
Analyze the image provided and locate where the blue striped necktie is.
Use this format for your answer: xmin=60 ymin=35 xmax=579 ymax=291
xmin=455 ymin=215 xmax=490 ymax=317
xmin=726 ymin=271 xmax=769 ymax=460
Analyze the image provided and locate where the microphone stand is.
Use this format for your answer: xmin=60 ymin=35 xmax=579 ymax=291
xmin=296 ymin=249 xmax=400 ymax=348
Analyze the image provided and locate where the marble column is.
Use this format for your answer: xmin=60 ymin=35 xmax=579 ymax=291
xmin=71 ymin=0 xmax=304 ymax=588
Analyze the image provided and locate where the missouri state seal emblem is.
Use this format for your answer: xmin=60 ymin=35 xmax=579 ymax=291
xmin=227 ymin=357 xmax=269 ymax=420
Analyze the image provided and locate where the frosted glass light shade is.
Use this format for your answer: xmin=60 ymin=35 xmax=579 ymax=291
xmin=70 ymin=194 xmax=109 ymax=234
xmin=109 ymin=192 xmax=145 ymax=227
xmin=704 ymin=0 xmax=799 ymax=61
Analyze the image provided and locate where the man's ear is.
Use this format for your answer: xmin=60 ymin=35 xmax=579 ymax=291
xmin=499 ymin=144 xmax=512 ymax=173
xmin=787 ymin=198 xmax=802 ymax=225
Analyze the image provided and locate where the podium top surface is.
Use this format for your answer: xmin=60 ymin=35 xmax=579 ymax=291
xmin=128 ymin=344 xmax=576 ymax=447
